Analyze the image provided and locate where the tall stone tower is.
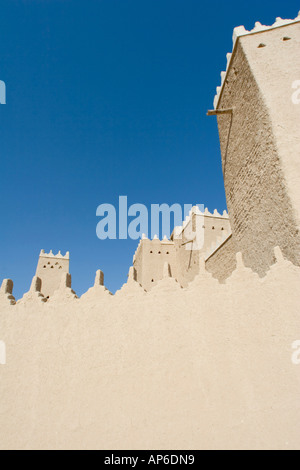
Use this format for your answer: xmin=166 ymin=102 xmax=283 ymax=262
xmin=35 ymin=250 xmax=70 ymax=298
xmin=212 ymin=13 xmax=300 ymax=276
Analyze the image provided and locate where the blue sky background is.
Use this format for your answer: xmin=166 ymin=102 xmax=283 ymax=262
xmin=0 ymin=0 xmax=299 ymax=297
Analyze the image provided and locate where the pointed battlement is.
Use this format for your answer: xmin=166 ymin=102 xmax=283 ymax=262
xmin=80 ymin=270 xmax=112 ymax=303
xmin=232 ymin=13 xmax=300 ymax=44
xmin=39 ymin=249 xmax=70 ymax=260
xmin=213 ymin=12 xmax=300 ymax=109
xmin=225 ymin=252 xmax=260 ymax=285
xmin=1 ymin=244 xmax=299 ymax=308
xmin=49 ymin=272 xmax=78 ymax=303
xmin=115 ymin=266 xmax=146 ymax=298
xmin=0 ymin=279 xmax=16 ymax=306
xmin=18 ymin=276 xmax=47 ymax=305
xmin=94 ymin=270 xmax=105 ymax=287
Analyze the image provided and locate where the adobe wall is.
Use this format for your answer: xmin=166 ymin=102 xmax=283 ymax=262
xmin=133 ymin=211 xmax=231 ymax=290
xmin=1 ymin=250 xmax=299 ymax=450
xmin=205 ymin=235 xmax=237 ymax=282
xmin=35 ymin=250 xmax=69 ymax=298
xmin=134 ymin=238 xmax=178 ymax=291
xmin=243 ymin=23 xmax=300 ymax=228
xmin=215 ymin=21 xmax=300 ymax=276
xmin=173 ymin=210 xmax=231 ymax=286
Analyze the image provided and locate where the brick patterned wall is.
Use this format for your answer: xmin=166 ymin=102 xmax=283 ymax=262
xmin=205 ymin=235 xmax=237 ymax=282
xmin=216 ymin=27 xmax=300 ymax=276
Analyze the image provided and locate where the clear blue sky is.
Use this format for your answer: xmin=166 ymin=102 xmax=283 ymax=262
xmin=0 ymin=0 xmax=299 ymax=297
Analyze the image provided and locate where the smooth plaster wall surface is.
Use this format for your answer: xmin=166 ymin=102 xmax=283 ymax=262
xmin=0 ymin=254 xmax=299 ymax=450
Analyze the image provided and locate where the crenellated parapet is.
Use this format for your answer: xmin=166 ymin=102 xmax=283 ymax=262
xmin=210 ymin=12 xmax=300 ymax=277
xmin=213 ymin=12 xmax=300 ymax=109
xmin=173 ymin=207 xmax=229 ymax=240
xmin=39 ymin=249 xmax=70 ymax=260
xmin=0 ymin=246 xmax=299 ymax=310
xmin=0 ymin=244 xmax=299 ymax=452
